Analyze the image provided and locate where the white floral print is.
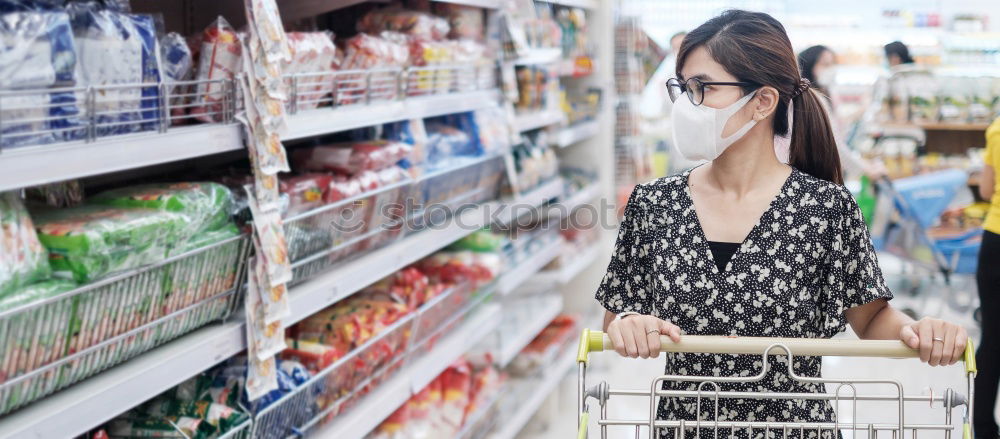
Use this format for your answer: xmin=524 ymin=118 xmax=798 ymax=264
xmin=596 ymin=168 xmax=892 ymax=439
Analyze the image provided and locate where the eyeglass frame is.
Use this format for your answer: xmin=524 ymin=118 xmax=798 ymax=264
xmin=666 ymin=77 xmax=756 ymax=106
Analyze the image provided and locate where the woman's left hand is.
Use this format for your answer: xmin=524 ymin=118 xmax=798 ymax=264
xmin=899 ymin=317 xmax=968 ymax=366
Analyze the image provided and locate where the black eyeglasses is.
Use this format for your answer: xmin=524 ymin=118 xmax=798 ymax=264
xmin=666 ymin=77 xmax=755 ymax=106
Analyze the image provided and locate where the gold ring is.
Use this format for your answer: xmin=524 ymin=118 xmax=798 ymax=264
xmin=647 ymin=329 xmax=661 ymax=335
xmin=932 ymin=337 xmax=945 ymax=343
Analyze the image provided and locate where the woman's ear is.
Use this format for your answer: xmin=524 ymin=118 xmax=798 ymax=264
xmin=752 ymin=86 xmax=780 ymax=121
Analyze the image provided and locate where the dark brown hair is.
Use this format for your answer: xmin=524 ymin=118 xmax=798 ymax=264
xmin=676 ymin=10 xmax=843 ymax=184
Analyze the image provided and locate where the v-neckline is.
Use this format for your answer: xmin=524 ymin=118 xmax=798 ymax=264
xmin=682 ymin=167 xmax=796 ymax=275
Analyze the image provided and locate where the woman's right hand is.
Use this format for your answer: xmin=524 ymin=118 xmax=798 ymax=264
xmin=607 ymin=315 xmax=682 ymax=359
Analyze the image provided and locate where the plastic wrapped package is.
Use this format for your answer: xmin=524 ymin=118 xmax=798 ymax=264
xmin=437 ymin=4 xmax=485 ymax=40
xmin=286 ymin=32 xmax=339 ymax=110
xmin=90 ymin=182 xmax=232 ymax=237
xmin=358 ymin=7 xmax=450 ymax=41
xmin=0 ymin=192 xmax=51 ymax=296
xmin=339 ymin=33 xmax=408 ymax=105
xmin=292 ymin=140 xmax=412 ymax=175
xmin=0 ymin=278 xmax=76 ymax=391
xmin=67 ymin=3 xmax=161 ymax=137
xmin=31 ymin=205 xmax=186 ymax=283
xmin=192 ymin=17 xmax=241 ymax=123
xmin=0 ymin=10 xmax=78 ymax=147
xmin=160 ymin=32 xmax=193 ymax=123
xmin=280 ymin=174 xmax=331 ymax=217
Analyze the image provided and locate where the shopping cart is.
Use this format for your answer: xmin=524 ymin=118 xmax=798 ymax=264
xmin=575 ymin=329 xmax=976 ymax=439
xmin=870 ymin=170 xmax=981 ymax=315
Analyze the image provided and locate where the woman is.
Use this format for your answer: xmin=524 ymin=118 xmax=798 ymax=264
xmin=884 ymin=41 xmax=915 ymax=67
xmin=976 ymin=115 xmax=1000 ymax=439
xmin=596 ymin=10 xmax=968 ymax=437
xmin=796 ymin=45 xmax=886 ymax=179
xmin=797 ymin=45 xmax=835 ymax=96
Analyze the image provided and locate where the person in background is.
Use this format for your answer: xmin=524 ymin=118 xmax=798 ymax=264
xmin=884 ymin=41 xmax=916 ymax=67
xmin=975 ymin=115 xmax=1000 ymax=439
xmin=640 ymin=31 xmax=687 ymax=119
xmin=796 ymin=45 xmax=886 ymax=179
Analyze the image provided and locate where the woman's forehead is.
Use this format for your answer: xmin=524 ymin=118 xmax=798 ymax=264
xmin=679 ymin=46 xmax=737 ymax=82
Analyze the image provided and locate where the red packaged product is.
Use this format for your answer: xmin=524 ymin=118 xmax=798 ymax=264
xmin=438 ymin=359 xmax=472 ymax=435
xmin=286 ymin=32 xmax=340 ymax=110
xmin=281 ymin=338 xmax=341 ymax=371
xmin=279 ymin=173 xmax=332 ymax=216
xmin=192 ymin=17 xmax=242 ymax=123
xmin=324 ymin=177 xmax=362 ymax=204
xmin=358 ymin=7 xmax=451 ymax=41
xmin=292 ymin=141 xmax=412 ymax=175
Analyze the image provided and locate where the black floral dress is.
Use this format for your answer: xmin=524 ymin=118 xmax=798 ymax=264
xmin=595 ymin=168 xmax=892 ymax=438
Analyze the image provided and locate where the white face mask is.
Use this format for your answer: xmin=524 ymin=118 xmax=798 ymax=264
xmin=671 ymin=90 xmax=759 ymax=161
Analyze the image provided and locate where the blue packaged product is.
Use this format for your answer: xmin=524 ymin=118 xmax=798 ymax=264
xmin=0 ymin=9 xmax=79 ymax=147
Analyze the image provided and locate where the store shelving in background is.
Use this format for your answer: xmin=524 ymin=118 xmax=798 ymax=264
xmin=0 ymin=0 xmax=615 ymax=437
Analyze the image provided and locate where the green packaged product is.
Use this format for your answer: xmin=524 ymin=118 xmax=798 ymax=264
xmin=165 ymin=400 xmax=250 ymax=432
xmin=449 ymin=228 xmax=503 ymax=252
xmin=32 ymin=205 xmax=187 ymax=283
xmin=0 ymin=279 xmax=77 ymax=412
xmin=90 ymin=182 xmax=233 ymax=239
xmin=0 ymin=192 xmax=52 ymax=296
xmin=0 ymin=279 xmax=76 ymax=311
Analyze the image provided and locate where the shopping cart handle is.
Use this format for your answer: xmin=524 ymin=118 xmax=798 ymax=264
xmin=578 ymin=329 xmax=976 ymax=374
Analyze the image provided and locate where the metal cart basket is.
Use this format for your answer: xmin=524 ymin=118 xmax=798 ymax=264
xmin=575 ymin=329 xmax=977 ymax=439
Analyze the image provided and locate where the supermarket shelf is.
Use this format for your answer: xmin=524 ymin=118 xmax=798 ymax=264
xmin=498 ymin=295 xmax=564 ymax=367
xmin=537 ymin=0 xmax=598 ymax=8
xmin=308 ymin=303 xmax=502 ymax=439
xmin=288 ymin=202 xmax=493 ymax=325
xmin=489 ymin=346 xmax=577 ymax=439
xmin=289 ymin=177 xmax=560 ymax=324
xmin=881 ymin=121 xmax=991 ymax=132
xmin=556 ymin=182 xmax=601 ymax=213
xmin=530 ymin=242 xmax=602 ymax=286
xmin=283 ymin=90 xmax=500 ymax=141
xmin=514 ymin=109 xmax=566 ymax=132
xmin=0 ymin=124 xmax=243 ymax=192
xmin=498 ymin=237 xmax=563 ymax=296
xmin=495 ymin=177 xmax=564 ymax=226
xmin=276 ymin=0 xmax=374 ymax=20
xmin=0 ymin=321 xmax=246 ymax=439
xmin=510 ymin=48 xmax=563 ymax=66
xmin=556 ymin=118 xmax=601 ymax=148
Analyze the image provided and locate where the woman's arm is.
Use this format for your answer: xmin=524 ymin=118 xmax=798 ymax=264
xmin=980 ymin=164 xmax=995 ymax=201
xmin=846 ymin=299 xmax=967 ymax=366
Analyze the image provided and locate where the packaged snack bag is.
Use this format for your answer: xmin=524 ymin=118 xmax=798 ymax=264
xmin=0 ymin=278 xmax=75 ymax=388
xmin=286 ymin=32 xmax=339 ymax=110
xmin=279 ymin=174 xmax=331 ymax=217
xmin=192 ymin=17 xmax=241 ymax=123
xmin=67 ymin=3 xmax=160 ymax=137
xmin=358 ymin=7 xmax=450 ymax=40
xmin=438 ymin=359 xmax=472 ymax=435
xmin=90 ymin=182 xmax=234 ymax=239
xmin=0 ymin=192 xmax=52 ymax=296
xmin=292 ymin=140 xmax=412 ymax=175
xmin=32 ymin=205 xmax=186 ymax=283
xmin=160 ymin=32 xmax=194 ymax=124
xmin=0 ymin=10 xmax=78 ymax=147
xmin=282 ymin=339 xmax=341 ymax=371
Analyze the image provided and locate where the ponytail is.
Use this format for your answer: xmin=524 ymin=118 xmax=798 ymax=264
xmin=788 ymin=87 xmax=843 ymax=185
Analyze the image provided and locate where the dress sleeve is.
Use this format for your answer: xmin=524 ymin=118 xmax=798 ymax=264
xmin=595 ymin=186 xmax=653 ymax=315
xmin=818 ymin=187 xmax=893 ymax=337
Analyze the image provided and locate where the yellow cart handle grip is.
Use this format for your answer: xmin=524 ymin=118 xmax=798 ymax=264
xmin=578 ymin=412 xmax=589 ymax=439
xmin=578 ymin=329 xmax=976 ymax=374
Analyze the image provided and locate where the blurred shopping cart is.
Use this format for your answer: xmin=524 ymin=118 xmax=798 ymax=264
xmin=869 ymin=169 xmax=981 ymax=316
xmin=575 ymin=329 xmax=976 ymax=439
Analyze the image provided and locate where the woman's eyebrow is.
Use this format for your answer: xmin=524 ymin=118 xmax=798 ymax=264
xmin=690 ymin=73 xmax=711 ymax=81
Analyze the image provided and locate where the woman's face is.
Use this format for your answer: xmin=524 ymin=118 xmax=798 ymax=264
xmin=812 ymin=50 xmax=836 ymax=84
xmin=678 ymin=46 xmax=755 ymax=137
